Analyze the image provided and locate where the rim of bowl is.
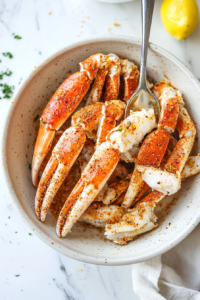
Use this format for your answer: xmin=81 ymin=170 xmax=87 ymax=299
xmin=2 ymin=35 xmax=200 ymax=266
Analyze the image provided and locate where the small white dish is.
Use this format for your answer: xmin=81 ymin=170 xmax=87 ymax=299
xmin=2 ymin=36 xmax=200 ymax=265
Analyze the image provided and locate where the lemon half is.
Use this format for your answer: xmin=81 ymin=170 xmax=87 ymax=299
xmin=161 ymin=0 xmax=199 ymax=40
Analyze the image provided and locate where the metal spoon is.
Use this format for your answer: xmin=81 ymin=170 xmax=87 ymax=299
xmin=125 ymin=0 xmax=160 ymax=119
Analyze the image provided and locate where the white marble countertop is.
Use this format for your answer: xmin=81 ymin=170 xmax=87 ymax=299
xmin=0 ymin=0 xmax=200 ymax=299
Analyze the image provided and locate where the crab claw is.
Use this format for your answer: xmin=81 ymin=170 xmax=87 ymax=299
xmin=35 ymin=126 xmax=86 ymax=221
xmin=56 ymin=143 xmax=120 ymax=237
xmin=32 ymin=72 xmax=92 ymax=187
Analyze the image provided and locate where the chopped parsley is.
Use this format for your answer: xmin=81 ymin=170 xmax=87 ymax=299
xmin=2 ymin=52 xmax=13 ymax=59
xmin=13 ymin=33 xmax=22 ymax=39
xmin=0 ymin=83 xmax=14 ymax=99
xmin=15 ymin=275 xmax=20 ymax=277
xmin=115 ymin=193 xmax=118 ymax=198
xmin=78 ymin=120 xmax=81 ymax=123
xmin=29 ymin=233 xmax=32 ymax=235
xmin=86 ymin=111 xmax=89 ymax=115
xmin=29 ymin=164 xmax=31 ymax=170
xmin=0 ymin=70 xmax=12 ymax=80
xmin=125 ymin=178 xmax=130 ymax=182
xmin=127 ymin=122 xmax=131 ymax=126
xmin=8 ymin=216 xmax=10 ymax=219
xmin=167 ymin=191 xmax=170 ymax=194
xmin=116 ymin=128 xmax=122 ymax=132
xmin=116 ymin=176 xmax=121 ymax=180
xmin=53 ymin=278 xmax=55 ymax=281
xmin=195 ymin=137 xmax=198 ymax=142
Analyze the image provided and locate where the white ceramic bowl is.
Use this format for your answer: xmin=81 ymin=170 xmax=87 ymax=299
xmin=2 ymin=36 xmax=200 ymax=266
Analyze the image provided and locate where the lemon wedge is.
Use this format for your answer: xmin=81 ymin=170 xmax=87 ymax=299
xmin=161 ymin=0 xmax=199 ymax=40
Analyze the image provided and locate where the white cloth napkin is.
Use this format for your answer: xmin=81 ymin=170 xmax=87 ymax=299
xmin=132 ymin=224 xmax=200 ymax=300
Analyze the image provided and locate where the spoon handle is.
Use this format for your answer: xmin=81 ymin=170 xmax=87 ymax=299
xmin=139 ymin=0 xmax=155 ymax=89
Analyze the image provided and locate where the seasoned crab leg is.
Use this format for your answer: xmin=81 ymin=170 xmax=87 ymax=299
xmin=35 ymin=100 xmax=125 ymax=221
xmin=137 ymin=86 xmax=196 ymax=201
xmin=120 ymin=59 xmax=139 ymax=102
xmin=32 ymin=53 xmax=120 ymax=187
xmin=86 ymin=69 xmax=108 ymax=106
xmin=79 ymin=202 xmax=124 ymax=227
xmin=122 ymin=82 xmax=179 ymax=208
xmin=56 ymin=108 xmax=157 ymax=237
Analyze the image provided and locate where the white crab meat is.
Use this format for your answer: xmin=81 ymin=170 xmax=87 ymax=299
xmin=137 ymin=166 xmax=181 ymax=195
xmin=105 ymin=203 xmax=158 ymax=245
xmin=79 ymin=204 xmax=124 ymax=227
xmin=107 ymin=108 xmax=157 ymax=153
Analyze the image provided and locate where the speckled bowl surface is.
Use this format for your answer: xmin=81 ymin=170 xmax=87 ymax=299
xmin=2 ymin=36 xmax=200 ymax=265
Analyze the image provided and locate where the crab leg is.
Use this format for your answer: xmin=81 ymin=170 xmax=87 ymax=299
xmin=56 ymin=108 xmax=157 ymax=237
xmin=120 ymin=59 xmax=139 ymax=102
xmin=136 ymin=94 xmax=196 ymax=206
xmin=96 ymin=100 xmax=126 ymax=147
xmin=122 ymin=82 xmax=179 ymax=208
xmin=102 ymin=174 xmax=132 ymax=205
xmin=32 ymin=53 xmax=120 ymax=187
xmin=86 ymin=69 xmax=108 ymax=106
xmin=79 ymin=203 xmax=124 ymax=227
xmin=104 ymin=58 xmax=121 ymax=101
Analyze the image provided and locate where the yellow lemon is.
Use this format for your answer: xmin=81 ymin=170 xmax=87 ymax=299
xmin=161 ymin=0 xmax=199 ymax=40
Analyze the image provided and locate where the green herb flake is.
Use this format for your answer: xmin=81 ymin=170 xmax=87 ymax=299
xmin=29 ymin=164 xmax=31 ymax=170
xmin=86 ymin=111 xmax=89 ymax=115
xmin=0 ymin=83 xmax=14 ymax=99
xmin=13 ymin=35 xmax=22 ymax=39
xmin=116 ymin=176 xmax=121 ymax=180
xmin=116 ymin=128 xmax=122 ymax=132
xmin=35 ymin=115 xmax=39 ymax=121
xmin=2 ymin=52 xmax=13 ymax=59
xmin=195 ymin=137 xmax=198 ymax=142
xmin=29 ymin=233 xmax=32 ymax=235
xmin=125 ymin=178 xmax=130 ymax=182
xmin=78 ymin=120 xmax=81 ymax=123
xmin=8 ymin=216 xmax=10 ymax=219
xmin=0 ymin=60 xmax=1 ymax=63
xmin=15 ymin=231 xmax=17 ymax=233
xmin=53 ymin=278 xmax=55 ymax=281
xmin=0 ymin=70 xmax=12 ymax=80
xmin=167 ymin=191 xmax=170 ymax=195
xmin=15 ymin=275 xmax=20 ymax=277
xmin=127 ymin=122 xmax=131 ymax=126
xmin=115 ymin=193 xmax=118 ymax=198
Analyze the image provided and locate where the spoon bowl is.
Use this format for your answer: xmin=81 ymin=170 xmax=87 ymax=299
xmin=125 ymin=0 xmax=160 ymax=119
xmin=125 ymin=87 xmax=160 ymax=118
